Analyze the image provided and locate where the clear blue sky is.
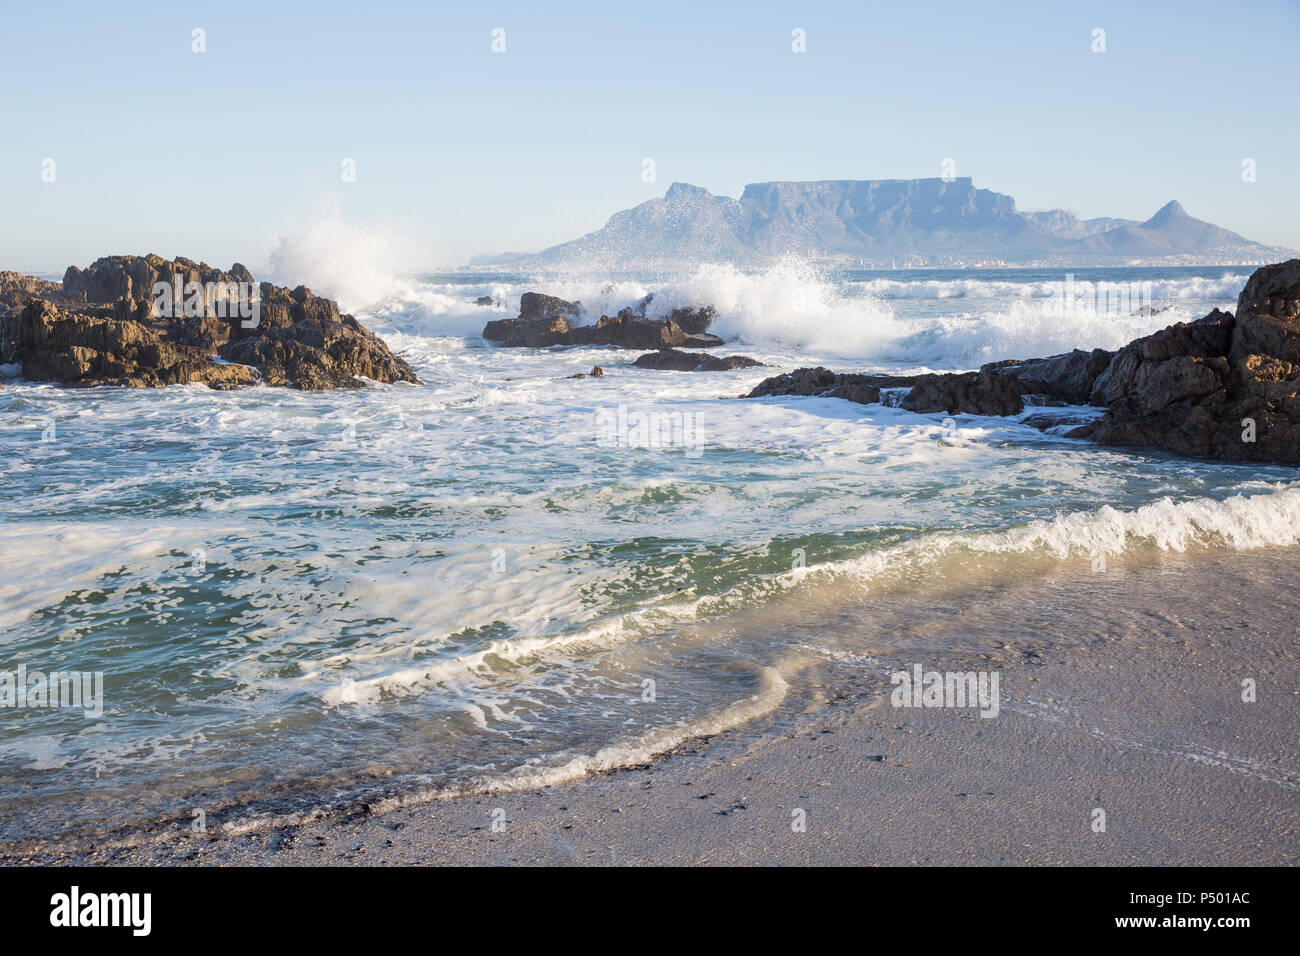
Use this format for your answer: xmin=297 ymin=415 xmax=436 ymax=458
xmin=2 ymin=0 xmax=1297 ymax=273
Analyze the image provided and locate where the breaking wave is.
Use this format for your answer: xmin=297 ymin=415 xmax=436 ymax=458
xmin=361 ymin=260 xmax=1241 ymax=366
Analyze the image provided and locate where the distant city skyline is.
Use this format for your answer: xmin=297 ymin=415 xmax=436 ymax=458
xmin=2 ymin=0 xmax=1297 ymax=273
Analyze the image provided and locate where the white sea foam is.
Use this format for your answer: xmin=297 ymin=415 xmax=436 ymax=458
xmin=358 ymin=260 xmax=1239 ymax=366
xmin=264 ymin=206 xmax=429 ymax=313
xmin=311 ymin=482 xmax=1300 ymax=708
xmin=851 ymin=272 xmax=1249 ymax=301
xmin=1 ymin=259 xmax=1284 ymax=844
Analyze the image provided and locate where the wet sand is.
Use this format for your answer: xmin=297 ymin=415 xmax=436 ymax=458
xmin=5 ymin=546 xmax=1298 ymax=866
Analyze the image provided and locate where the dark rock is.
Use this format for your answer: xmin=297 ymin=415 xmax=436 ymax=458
xmin=997 ymin=348 xmax=1114 ymax=405
xmin=1070 ymin=261 xmax=1300 ymax=462
xmin=475 ymin=295 xmax=495 ymax=307
xmin=1088 ymin=310 xmax=1233 ymax=407
xmin=485 ymin=292 xmax=718 ymax=350
xmin=1 ymin=255 xmax=420 ymax=391
xmin=519 ymin=291 xmax=583 ymax=322
xmin=0 ymin=272 xmax=64 ymax=316
xmin=616 ymin=294 xmax=656 ymax=319
xmin=1021 ymin=411 xmax=1087 ymax=431
xmin=484 ymin=311 xmax=722 ymax=350
xmin=901 ymin=368 xmax=1027 ymax=416
xmin=62 ymin=253 xmax=242 ymax=308
xmin=633 ymin=348 xmax=763 ymax=371
xmin=5 ymin=298 xmax=254 ymax=389
xmin=590 ymin=365 xmax=604 ymax=377
xmin=747 ymin=367 xmax=915 ymax=404
xmin=218 ymin=310 xmax=419 ymax=390
xmin=680 ymin=331 xmax=725 ymax=348
xmin=482 ymin=315 xmax=575 ymax=347
xmin=739 ymin=262 xmax=1300 ymax=463
xmin=663 ymin=305 xmax=716 ymax=334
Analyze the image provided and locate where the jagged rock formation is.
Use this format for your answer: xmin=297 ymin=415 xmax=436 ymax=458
xmin=633 ymin=348 xmax=763 ymax=371
xmin=0 ymin=255 xmax=419 ymax=390
xmin=4 ymin=299 xmax=253 ymax=388
xmin=1070 ymin=261 xmax=1300 ymax=461
xmin=220 ymin=283 xmax=420 ymax=389
xmin=0 ymin=272 xmax=63 ymax=315
xmin=747 ymin=261 xmax=1300 ymax=463
xmin=61 ymin=254 xmax=256 ymax=306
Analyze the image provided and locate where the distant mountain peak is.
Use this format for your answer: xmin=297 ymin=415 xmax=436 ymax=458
xmin=664 ymin=182 xmax=714 ymax=201
xmin=483 ymin=181 xmax=1291 ymax=271
xmin=1148 ymin=200 xmax=1189 ymax=223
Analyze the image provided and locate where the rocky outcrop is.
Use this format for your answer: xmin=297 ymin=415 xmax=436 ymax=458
xmin=633 ymin=348 xmax=763 ymax=371
xmin=1069 ymin=261 xmax=1300 ymax=461
xmin=519 ymin=292 xmax=583 ymax=322
xmin=62 ymin=254 xmax=255 ymax=307
xmin=899 ymin=348 xmax=1115 ymax=415
xmin=0 ymin=255 xmax=419 ymax=390
xmin=482 ymin=314 xmax=575 ymax=347
xmin=220 ymin=285 xmax=418 ymax=390
xmin=999 ymin=348 xmax=1115 ymax=405
xmin=615 ymin=294 xmax=716 ymax=335
xmin=901 ymin=368 xmax=1027 ymax=417
xmin=748 ymin=367 xmax=916 ymax=405
xmin=745 ymin=261 xmax=1300 ymax=463
xmin=6 ymin=299 xmax=255 ymax=389
xmin=0 ymin=272 xmax=64 ymax=315
xmin=483 ymin=295 xmax=723 ymax=350
xmin=750 ymin=349 xmax=1114 ymax=418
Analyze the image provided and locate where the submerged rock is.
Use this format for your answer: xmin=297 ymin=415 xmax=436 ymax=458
xmin=0 ymin=255 xmax=420 ymax=390
xmin=633 ymin=348 xmax=763 ymax=371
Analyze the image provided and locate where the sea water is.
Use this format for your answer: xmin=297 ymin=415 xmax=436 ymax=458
xmin=1 ymin=263 xmax=1295 ymax=843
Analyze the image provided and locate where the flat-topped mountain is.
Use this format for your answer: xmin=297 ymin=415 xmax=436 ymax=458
xmin=479 ymin=179 xmax=1292 ymax=271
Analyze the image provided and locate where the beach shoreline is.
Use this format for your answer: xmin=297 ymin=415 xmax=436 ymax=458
xmin=6 ymin=544 xmax=1297 ymax=866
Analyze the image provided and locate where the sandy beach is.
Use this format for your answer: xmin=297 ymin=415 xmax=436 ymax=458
xmin=6 ymin=544 xmax=1295 ymax=867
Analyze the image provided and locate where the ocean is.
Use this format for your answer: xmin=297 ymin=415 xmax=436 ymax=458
xmin=3 ymin=262 xmax=1297 ymax=845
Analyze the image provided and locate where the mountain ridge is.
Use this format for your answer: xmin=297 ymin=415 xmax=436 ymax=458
xmin=469 ymin=179 xmax=1292 ymax=271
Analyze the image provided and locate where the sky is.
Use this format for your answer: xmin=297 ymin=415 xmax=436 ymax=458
xmin=1 ymin=0 xmax=1298 ymax=274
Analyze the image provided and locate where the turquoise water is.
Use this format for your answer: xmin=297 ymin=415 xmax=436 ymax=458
xmin=2 ymin=263 xmax=1296 ymax=844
